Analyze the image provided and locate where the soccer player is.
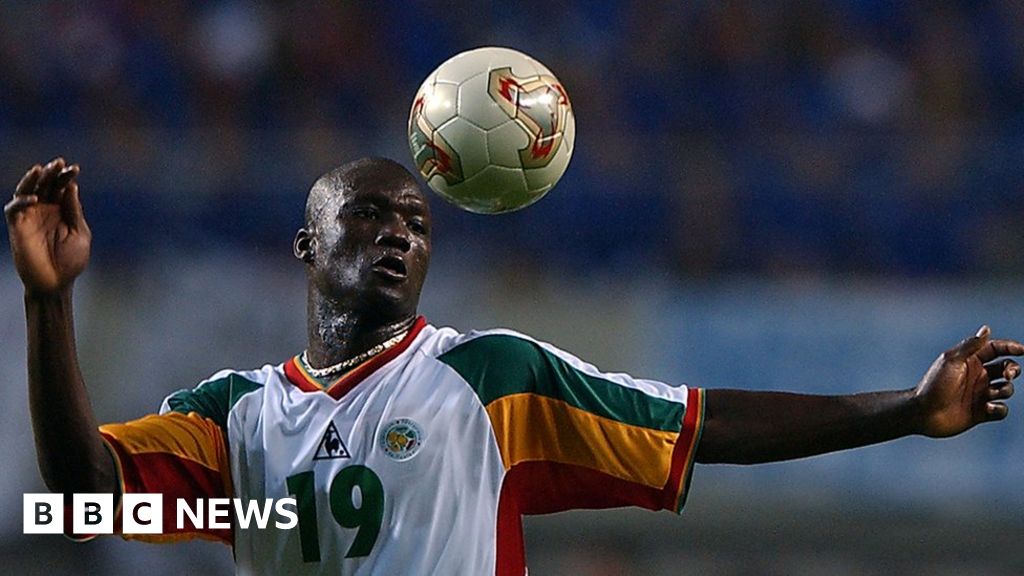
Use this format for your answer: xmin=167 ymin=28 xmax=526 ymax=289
xmin=6 ymin=157 xmax=1022 ymax=575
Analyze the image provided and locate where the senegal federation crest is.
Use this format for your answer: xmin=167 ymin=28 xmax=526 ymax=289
xmin=380 ymin=418 xmax=424 ymax=461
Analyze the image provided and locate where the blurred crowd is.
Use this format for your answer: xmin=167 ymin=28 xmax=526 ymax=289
xmin=1 ymin=0 xmax=1022 ymax=277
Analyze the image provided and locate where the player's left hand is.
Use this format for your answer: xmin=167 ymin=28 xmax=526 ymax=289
xmin=913 ymin=326 xmax=1024 ymax=438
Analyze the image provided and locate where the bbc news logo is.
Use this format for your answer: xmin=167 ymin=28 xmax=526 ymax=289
xmin=24 ymin=494 xmax=298 ymax=534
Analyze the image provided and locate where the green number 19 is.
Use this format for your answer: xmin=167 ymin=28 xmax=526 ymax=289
xmin=286 ymin=466 xmax=385 ymax=562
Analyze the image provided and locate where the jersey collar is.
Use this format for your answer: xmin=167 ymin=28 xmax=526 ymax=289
xmin=285 ymin=316 xmax=427 ymax=400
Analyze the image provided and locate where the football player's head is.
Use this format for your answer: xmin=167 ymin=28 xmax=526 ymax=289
xmin=295 ymin=158 xmax=431 ymax=323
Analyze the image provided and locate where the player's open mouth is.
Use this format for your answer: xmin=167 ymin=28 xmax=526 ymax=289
xmin=371 ymin=255 xmax=408 ymax=280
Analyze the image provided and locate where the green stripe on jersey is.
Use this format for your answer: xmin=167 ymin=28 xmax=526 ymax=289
xmin=165 ymin=373 xmax=262 ymax=430
xmin=439 ymin=334 xmax=684 ymax=433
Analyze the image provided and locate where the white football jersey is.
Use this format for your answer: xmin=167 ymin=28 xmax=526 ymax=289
xmin=97 ymin=317 xmax=704 ymax=575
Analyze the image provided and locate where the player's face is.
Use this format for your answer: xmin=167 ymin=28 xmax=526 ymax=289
xmin=306 ymin=179 xmax=431 ymax=320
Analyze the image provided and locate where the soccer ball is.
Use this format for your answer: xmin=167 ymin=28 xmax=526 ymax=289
xmin=408 ymin=47 xmax=575 ymax=214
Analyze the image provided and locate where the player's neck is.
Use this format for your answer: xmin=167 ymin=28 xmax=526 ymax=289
xmin=305 ymin=291 xmax=416 ymax=370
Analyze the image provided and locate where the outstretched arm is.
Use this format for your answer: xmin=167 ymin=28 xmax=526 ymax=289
xmin=5 ymin=158 xmax=116 ymax=494
xmin=695 ymin=327 xmax=1022 ymax=464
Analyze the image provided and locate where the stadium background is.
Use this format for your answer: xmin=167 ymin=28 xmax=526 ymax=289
xmin=2 ymin=1 xmax=1023 ymax=574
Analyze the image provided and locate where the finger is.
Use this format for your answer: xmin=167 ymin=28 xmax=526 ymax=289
xmin=54 ymin=164 xmax=79 ymax=189
xmin=950 ymin=325 xmax=990 ymax=360
xmin=14 ymin=165 xmax=42 ymax=197
xmin=984 ymin=359 xmax=1020 ymax=382
xmin=976 ymin=339 xmax=1024 ymax=363
xmin=33 ymin=157 xmax=66 ymax=201
xmin=988 ymin=381 xmax=1014 ymax=401
xmin=986 ymin=401 xmax=1009 ymax=421
xmin=3 ymin=194 xmax=40 ymax=223
xmin=1006 ymin=360 xmax=1020 ymax=381
xmin=52 ymin=164 xmax=79 ymax=208
xmin=61 ymin=181 xmax=87 ymax=231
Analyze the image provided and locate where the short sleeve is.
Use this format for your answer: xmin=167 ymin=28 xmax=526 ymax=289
xmin=97 ymin=410 xmax=233 ymax=544
xmin=93 ymin=375 xmax=239 ymax=545
xmin=85 ymin=370 xmax=262 ymax=545
xmin=438 ymin=332 xmax=705 ymax=514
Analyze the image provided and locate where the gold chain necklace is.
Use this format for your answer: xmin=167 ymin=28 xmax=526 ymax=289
xmin=301 ymin=329 xmax=408 ymax=379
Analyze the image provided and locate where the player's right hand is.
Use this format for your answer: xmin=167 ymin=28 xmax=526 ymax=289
xmin=5 ymin=158 xmax=91 ymax=295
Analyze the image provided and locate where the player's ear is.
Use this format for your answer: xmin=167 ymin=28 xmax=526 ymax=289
xmin=293 ymin=228 xmax=316 ymax=263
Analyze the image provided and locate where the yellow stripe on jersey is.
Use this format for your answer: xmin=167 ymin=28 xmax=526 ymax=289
xmin=99 ymin=411 xmax=232 ymax=496
xmin=486 ymin=392 xmax=677 ymax=489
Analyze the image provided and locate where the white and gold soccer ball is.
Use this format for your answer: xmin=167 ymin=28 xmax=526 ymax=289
xmin=408 ymin=47 xmax=575 ymax=214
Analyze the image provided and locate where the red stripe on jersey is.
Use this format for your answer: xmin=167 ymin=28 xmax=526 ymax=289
xmin=495 ymin=464 xmax=527 ymax=576
xmin=517 ymin=461 xmax=668 ymax=515
xmin=283 ymin=316 xmax=427 ymax=400
xmin=665 ymin=387 xmax=703 ymax=511
xmin=103 ymin=434 xmax=233 ymax=544
xmin=326 ymin=316 xmax=427 ymax=400
xmin=284 ymin=356 xmax=323 ymax=393
xmin=496 ymin=457 xmax=691 ymax=575
xmin=495 ymin=395 xmax=705 ymax=576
